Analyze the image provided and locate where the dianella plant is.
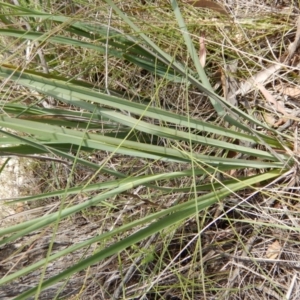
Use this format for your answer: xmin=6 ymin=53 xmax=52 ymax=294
xmin=0 ymin=1 xmax=298 ymax=299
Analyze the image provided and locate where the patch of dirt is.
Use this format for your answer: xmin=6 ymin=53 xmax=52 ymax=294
xmin=0 ymin=156 xmax=34 ymax=227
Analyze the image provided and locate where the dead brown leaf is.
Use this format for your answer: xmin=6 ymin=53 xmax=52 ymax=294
xmin=198 ymin=33 xmax=206 ymax=67
xmin=275 ymin=84 xmax=300 ymax=98
xmin=273 ymin=118 xmax=286 ymax=128
xmin=235 ymin=16 xmax=300 ymax=98
xmin=257 ymin=83 xmax=288 ymax=116
xmin=238 ymin=64 xmax=282 ymax=96
xmin=187 ymin=0 xmax=228 ymax=15
xmin=263 ymin=112 xmax=277 ymax=127
xmin=288 ymin=16 xmax=300 ymax=60
xmin=266 ymin=240 xmax=281 ymax=260
xmin=257 ymin=83 xmax=294 ymax=128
